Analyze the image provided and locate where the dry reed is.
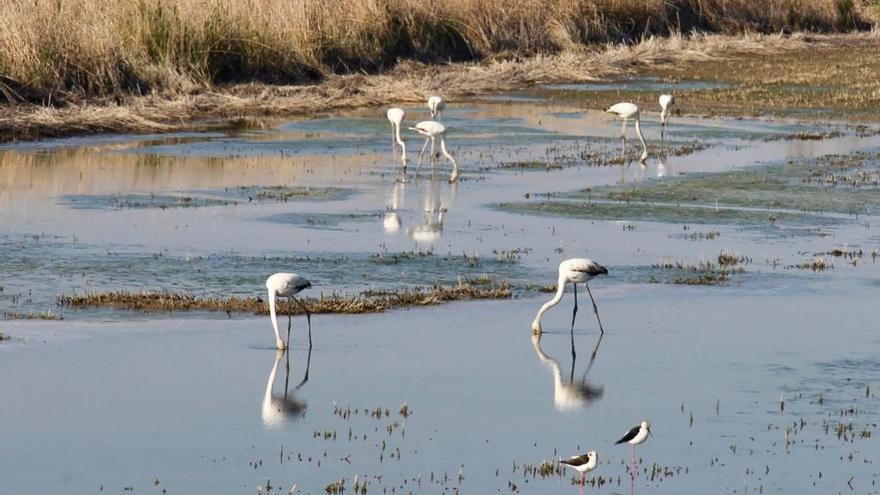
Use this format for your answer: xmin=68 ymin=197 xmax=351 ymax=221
xmin=0 ymin=0 xmax=876 ymax=102
xmin=56 ymin=280 xmax=512 ymax=314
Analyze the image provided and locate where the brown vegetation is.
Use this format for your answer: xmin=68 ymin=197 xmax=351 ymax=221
xmin=56 ymin=280 xmax=512 ymax=314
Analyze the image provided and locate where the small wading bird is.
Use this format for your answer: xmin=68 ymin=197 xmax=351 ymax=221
xmin=427 ymin=95 xmax=445 ymax=120
xmin=616 ymin=420 xmax=652 ymax=476
xmin=409 ymin=120 xmax=460 ymax=182
xmin=531 ymin=258 xmax=608 ymax=335
xmin=606 ymin=102 xmax=648 ymax=162
xmin=658 ymin=94 xmax=675 ymax=139
xmin=559 ymin=450 xmax=598 ymax=495
xmin=266 ymin=273 xmax=312 ymax=350
xmin=386 ymin=107 xmax=408 ymax=164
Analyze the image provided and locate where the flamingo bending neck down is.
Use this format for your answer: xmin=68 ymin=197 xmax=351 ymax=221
xmin=606 ymin=102 xmax=648 ymax=162
xmin=266 ymin=272 xmax=312 ymax=350
xmin=386 ymin=107 xmax=408 ymax=165
xmin=427 ymin=95 xmax=445 ymax=120
xmin=659 ymin=94 xmax=675 ymax=139
xmin=531 ymin=258 xmax=607 ymax=334
xmin=409 ymin=120 xmax=460 ymax=182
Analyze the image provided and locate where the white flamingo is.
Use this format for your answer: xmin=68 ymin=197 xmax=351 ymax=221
xmin=409 ymin=120 xmax=460 ymax=182
xmin=606 ymin=102 xmax=648 ymax=162
xmin=531 ymin=258 xmax=607 ymax=334
xmin=659 ymin=94 xmax=675 ymax=138
xmin=266 ymin=273 xmax=312 ymax=350
xmin=386 ymin=107 xmax=408 ymax=164
xmin=427 ymin=95 xmax=445 ymax=120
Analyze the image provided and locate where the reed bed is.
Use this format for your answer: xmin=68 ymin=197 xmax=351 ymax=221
xmin=0 ymin=0 xmax=876 ymax=102
xmin=56 ymin=281 xmax=513 ymax=315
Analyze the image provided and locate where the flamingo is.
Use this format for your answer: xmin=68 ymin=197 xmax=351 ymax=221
xmin=409 ymin=120 xmax=460 ymax=182
xmin=659 ymin=94 xmax=675 ymax=139
xmin=427 ymin=95 xmax=445 ymax=120
xmin=606 ymin=102 xmax=648 ymax=162
xmin=386 ymin=107 xmax=408 ymax=164
xmin=559 ymin=450 xmax=598 ymax=495
xmin=531 ymin=258 xmax=607 ymax=335
xmin=616 ymin=420 xmax=652 ymax=478
xmin=266 ymin=272 xmax=312 ymax=350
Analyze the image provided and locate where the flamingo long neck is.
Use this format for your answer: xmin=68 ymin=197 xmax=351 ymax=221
xmin=268 ymin=290 xmax=281 ymax=344
xmin=634 ymin=118 xmax=648 ymax=157
xmin=394 ymin=123 xmax=407 ymax=160
xmin=532 ymin=274 xmax=567 ymax=328
xmin=439 ymin=137 xmax=458 ymax=169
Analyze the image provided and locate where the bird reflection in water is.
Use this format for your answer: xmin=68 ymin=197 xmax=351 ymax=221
xmin=261 ymin=348 xmax=311 ymax=428
xmin=531 ymin=332 xmax=604 ymax=411
xmin=383 ymin=179 xmax=405 ymax=234
xmin=409 ymin=179 xmax=455 ymax=243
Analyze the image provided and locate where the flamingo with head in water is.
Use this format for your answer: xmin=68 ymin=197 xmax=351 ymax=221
xmin=606 ymin=102 xmax=648 ymax=162
xmin=409 ymin=120 xmax=460 ymax=182
xmin=386 ymin=107 xmax=408 ymax=164
xmin=531 ymin=258 xmax=607 ymax=335
xmin=427 ymin=96 xmax=445 ymax=120
xmin=659 ymin=94 xmax=675 ymax=139
xmin=266 ymin=273 xmax=312 ymax=350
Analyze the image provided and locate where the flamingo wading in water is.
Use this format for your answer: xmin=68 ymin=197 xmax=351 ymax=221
xmin=409 ymin=120 xmax=460 ymax=182
xmin=386 ymin=107 xmax=408 ymax=164
xmin=427 ymin=95 xmax=445 ymax=120
xmin=531 ymin=258 xmax=607 ymax=335
xmin=266 ymin=273 xmax=312 ymax=350
xmin=659 ymin=94 xmax=675 ymax=139
xmin=606 ymin=102 xmax=648 ymax=162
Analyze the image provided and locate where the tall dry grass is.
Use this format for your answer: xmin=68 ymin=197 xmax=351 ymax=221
xmin=0 ymin=0 xmax=877 ymax=102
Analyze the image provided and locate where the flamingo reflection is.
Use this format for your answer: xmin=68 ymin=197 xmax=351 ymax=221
xmin=531 ymin=332 xmax=604 ymax=411
xmin=261 ymin=349 xmax=311 ymax=427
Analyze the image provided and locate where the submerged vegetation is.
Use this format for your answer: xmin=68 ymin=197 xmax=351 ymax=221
xmin=649 ymin=250 xmax=749 ymax=285
xmin=57 ymin=280 xmax=512 ymax=315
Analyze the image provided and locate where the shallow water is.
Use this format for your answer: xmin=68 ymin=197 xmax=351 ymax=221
xmin=1 ymin=89 xmax=879 ymax=494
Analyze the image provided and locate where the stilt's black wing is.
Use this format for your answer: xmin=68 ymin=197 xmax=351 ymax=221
xmin=560 ymin=454 xmax=590 ymax=466
xmin=615 ymin=425 xmax=640 ymax=444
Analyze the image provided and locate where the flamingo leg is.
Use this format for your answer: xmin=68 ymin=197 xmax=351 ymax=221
xmin=291 ymin=296 xmax=312 ymax=349
xmin=286 ymin=301 xmax=292 ymax=349
xmin=416 ymin=137 xmax=430 ymax=171
xmin=585 ymin=283 xmax=604 ymax=334
xmin=391 ymin=127 xmax=397 ymax=157
xmin=620 ymin=119 xmax=628 ymax=139
xmin=570 ymin=282 xmax=578 ymax=333
xmin=430 ymin=138 xmax=436 ymax=164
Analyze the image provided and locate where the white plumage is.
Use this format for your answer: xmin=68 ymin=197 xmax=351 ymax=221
xmin=531 ymin=258 xmax=608 ymax=334
xmin=409 ymin=120 xmax=460 ymax=182
xmin=606 ymin=102 xmax=648 ymax=162
xmin=386 ymin=107 xmax=408 ymax=164
xmin=266 ymin=272 xmax=312 ymax=350
xmin=427 ymin=95 xmax=446 ymax=120
xmin=659 ymin=94 xmax=675 ymax=138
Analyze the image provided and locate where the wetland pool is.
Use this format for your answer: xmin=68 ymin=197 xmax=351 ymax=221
xmin=1 ymin=90 xmax=879 ymax=494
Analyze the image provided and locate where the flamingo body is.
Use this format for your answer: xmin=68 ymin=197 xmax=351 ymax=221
xmin=606 ymin=102 xmax=648 ymax=162
xmin=409 ymin=120 xmax=460 ymax=182
xmin=266 ymin=273 xmax=312 ymax=350
xmin=386 ymin=107 xmax=408 ymax=163
xmin=531 ymin=258 xmax=607 ymax=334
xmin=427 ymin=95 xmax=445 ymax=120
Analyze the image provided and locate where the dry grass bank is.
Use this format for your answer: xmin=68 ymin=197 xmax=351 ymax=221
xmin=0 ymin=32 xmax=846 ymax=141
xmin=1 ymin=0 xmax=878 ymax=102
